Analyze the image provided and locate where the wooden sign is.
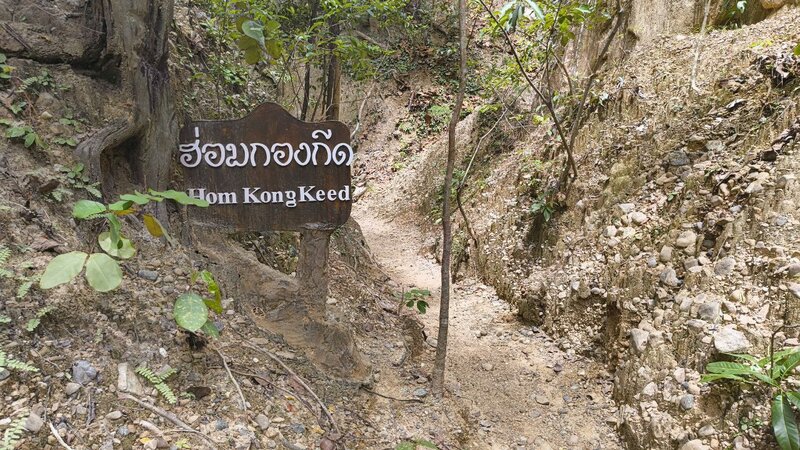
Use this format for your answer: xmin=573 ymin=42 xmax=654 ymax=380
xmin=177 ymin=103 xmax=352 ymax=231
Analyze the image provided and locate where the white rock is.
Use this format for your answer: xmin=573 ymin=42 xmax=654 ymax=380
xmin=676 ymin=230 xmax=697 ymax=249
xmin=714 ymin=327 xmax=751 ymax=353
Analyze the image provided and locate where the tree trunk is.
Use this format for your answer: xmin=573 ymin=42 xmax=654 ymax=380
xmin=76 ymin=0 xmax=177 ymax=197
xmin=432 ymin=0 xmax=467 ymax=396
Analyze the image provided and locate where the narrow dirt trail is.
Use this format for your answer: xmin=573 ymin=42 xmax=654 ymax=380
xmin=353 ymin=206 xmax=622 ymax=449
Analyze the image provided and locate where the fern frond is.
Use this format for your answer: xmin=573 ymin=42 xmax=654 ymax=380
xmin=0 ymin=268 xmax=11 ymax=279
xmin=0 ymin=246 xmax=10 ymax=266
xmin=16 ymin=281 xmax=33 ymax=299
xmin=154 ymin=382 xmax=177 ymax=404
xmin=135 ymin=365 xmax=177 ymax=404
xmin=135 ymin=365 xmax=160 ymax=384
xmin=0 ymin=315 xmax=10 ymax=324
xmin=0 ymin=350 xmax=38 ymax=373
xmin=1 ymin=413 xmax=28 ymax=450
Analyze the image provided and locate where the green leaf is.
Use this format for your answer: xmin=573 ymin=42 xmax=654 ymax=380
xmin=72 ymin=200 xmax=107 ymax=219
xmin=24 ymin=132 xmax=35 ymax=147
xmin=416 ymin=440 xmax=438 ymax=449
xmin=6 ymin=126 xmax=25 ymax=138
xmin=143 ymin=214 xmax=164 ymax=237
xmin=40 ymin=251 xmax=88 ymax=289
xmin=772 ymin=395 xmax=800 ymax=450
xmin=788 ymin=392 xmax=800 ymax=411
xmin=794 ymin=43 xmax=800 ymax=56
xmin=149 ymin=189 xmax=209 ymax=207
xmin=706 ymin=361 xmax=753 ymax=373
xmin=98 ymin=232 xmax=136 ymax=259
xmin=26 ymin=318 xmax=40 ymax=332
xmin=108 ymin=200 xmax=134 ymax=211
xmin=201 ymin=320 xmax=220 ymax=338
xmin=84 ymin=253 xmax=122 ymax=292
xmin=241 ymin=20 xmax=265 ymax=46
xmin=107 ymin=214 xmax=122 ymax=248
xmin=119 ymin=193 xmax=151 ymax=205
xmin=416 ymin=300 xmax=428 ymax=314
xmin=174 ymin=293 xmax=209 ymax=332
xmin=701 ymin=373 xmax=746 ymax=383
xmin=395 ymin=443 xmax=415 ymax=450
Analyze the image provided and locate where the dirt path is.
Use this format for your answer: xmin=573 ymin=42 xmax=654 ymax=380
xmin=352 ymin=207 xmax=621 ymax=450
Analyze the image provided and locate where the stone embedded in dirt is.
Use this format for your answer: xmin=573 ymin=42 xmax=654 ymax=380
xmin=744 ymin=181 xmax=763 ymax=195
xmin=604 ymin=225 xmax=618 ymax=238
xmin=630 ymin=211 xmax=649 ymax=225
xmin=255 ymin=414 xmax=270 ymax=430
xmin=106 ymin=410 xmax=123 ymax=420
xmin=714 ymin=257 xmax=736 ymax=276
xmin=660 ymin=246 xmax=674 ymax=262
xmin=137 ymin=269 xmax=159 ymax=281
xmin=680 ymin=439 xmax=710 ymax=450
xmin=24 ymin=413 xmax=44 ymax=432
xmin=729 ymin=289 xmax=746 ymax=303
xmin=116 ymin=425 xmax=129 ymax=437
xmin=534 ymin=394 xmax=550 ymax=405
xmin=697 ymin=302 xmax=721 ymax=322
xmin=674 ymin=368 xmax=686 ymax=384
xmin=65 ymin=382 xmax=81 ymax=396
xmin=714 ymin=327 xmax=751 ymax=353
xmin=642 ymin=382 xmax=657 ymax=397
xmin=705 ymin=140 xmax=724 ymax=153
xmin=481 ymin=363 xmax=493 ymax=371
xmin=660 ymin=268 xmax=680 ymax=287
xmin=0 ymin=369 xmax=9 ymax=381
xmin=630 ymin=329 xmax=649 ymax=354
xmin=117 ymin=363 xmax=146 ymax=396
xmin=413 ymin=388 xmax=428 ymax=398
xmin=617 ymin=203 xmax=636 ymax=214
xmin=698 ymin=425 xmax=716 ymax=437
xmin=668 ymin=149 xmax=691 ymax=166
xmin=215 ymin=419 xmax=228 ymax=430
xmin=675 ymin=230 xmax=697 ymax=249
xmin=680 ymin=394 xmax=695 ymax=410
xmin=789 ymin=283 xmax=800 ymax=300
xmin=72 ymin=360 xmax=98 ymax=385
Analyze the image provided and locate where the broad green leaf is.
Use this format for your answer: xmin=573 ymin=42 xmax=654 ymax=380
xmin=24 ymin=133 xmax=35 ymax=147
xmin=728 ymin=353 xmax=760 ymax=364
xmin=107 ymin=214 xmax=122 ymax=248
xmin=201 ymin=320 xmax=220 ymax=339
xmin=120 ymin=193 xmax=151 ymax=205
xmin=700 ymin=373 xmax=745 ymax=383
xmin=795 ymin=43 xmax=800 ymax=56
xmin=174 ymin=293 xmax=209 ymax=332
xmin=788 ymin=392 xmax=800 ymax=411
xmin=241 ymin=20 xmax=265 ymax=46
xmin=524 ymin=0 xmax=545 ymax=19
xmin=395 ymin=443 xmax=415 ymax=450
xmin=244 ymin=46 xmax=262 ymax=64
xmin=98 ymin=232 xmax=136 ymax=259
xmin=772 ymin=395 xmax=800 ymax=450
xmin=149 ymin=189 xmax=209 ymax=207
xmin=143 ymin=214 xmax=164 ymax=237
xmin=266 ymin=39 xmax=282 ymax=59
xmin=761 ymin=349 xmax=800 ymax=367
xmin=108 ymin=200 xmax=133 ymax=211
xmin=417 ymin=300 xmax=428 ymax=314
xmin=26 ymin=318 xmax=40 ymax=332
xmin=84 ymin=253 xmax=122 ymax=292
xmin=706 ymin=361 xmax=753 ymax=373
xmin=72 ymin=200 xmax=107 ymax=219
xmin=416 ymin=440 xmax=438 ymax=449
xmin=6 ymin=127 xmax=25 ymax=138
xmin=40 ymin=251 xmax=87 ymax=289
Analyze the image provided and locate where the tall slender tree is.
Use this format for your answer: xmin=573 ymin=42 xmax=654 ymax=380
xmin=432 ymin=0 xmax=467 ymax=396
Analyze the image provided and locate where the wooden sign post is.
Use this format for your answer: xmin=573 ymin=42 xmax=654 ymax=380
xmin=177 ymin=102 xmax=352 ymax=307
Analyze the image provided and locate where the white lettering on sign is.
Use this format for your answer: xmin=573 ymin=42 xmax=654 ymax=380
xmin=188 ymin=185 xmax=351 ymax=208
xmin=178 ymin=127 xmax=354 ymax=169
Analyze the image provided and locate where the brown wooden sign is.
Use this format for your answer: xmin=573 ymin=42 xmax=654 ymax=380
xmin=177 ymin=103 xmax=352 ymax=231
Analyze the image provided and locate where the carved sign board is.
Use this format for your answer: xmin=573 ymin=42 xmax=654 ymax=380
xmin=177 ymin=103 xmax=352 ymax=231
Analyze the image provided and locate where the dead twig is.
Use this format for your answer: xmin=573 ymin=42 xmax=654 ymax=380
xmin=351 ymin=82 xmax=376 ymax=140
xmin=242 ymin=342 xmax=342 ymax=437
xmin=212 ymin=346 xmax=248 ymax=410
xmin=690 ymin=0 xmax=712 ymax=94
xmin=48 ymin=421 xmax=74 ymax=450
xmin=118 ymin=392 xmax=218 ymax=450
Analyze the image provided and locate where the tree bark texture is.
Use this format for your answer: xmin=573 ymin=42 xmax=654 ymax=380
xmin=296 ymin=229 xmax=331 ymax=313
xmin=76 ymin=0 xmax=177 ymax=196
xmin=432 ymin=0 xmax=467 ymax=396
